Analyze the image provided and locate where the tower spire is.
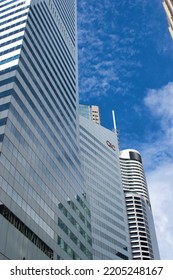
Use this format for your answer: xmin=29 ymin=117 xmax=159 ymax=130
xmin=112 ymin=110 xmax=117 ymax=131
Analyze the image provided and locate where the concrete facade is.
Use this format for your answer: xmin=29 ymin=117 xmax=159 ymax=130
xmin=120 ymin=149 xmax=160 ymax=260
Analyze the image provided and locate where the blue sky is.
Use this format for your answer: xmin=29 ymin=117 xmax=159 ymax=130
xmin=77 ymin=0 xmax=173 ymax=260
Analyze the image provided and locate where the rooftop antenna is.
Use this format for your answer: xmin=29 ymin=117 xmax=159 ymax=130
xmin=112 ymin=110 xmax=117 ymax=132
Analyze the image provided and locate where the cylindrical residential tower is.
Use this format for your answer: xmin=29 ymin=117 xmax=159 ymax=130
xmin=120 ymin=149 xmax=160 ymax=260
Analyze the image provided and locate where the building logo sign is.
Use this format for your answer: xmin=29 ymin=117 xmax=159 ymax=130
xmin=106 ymin=141 xmax=116 ymax=151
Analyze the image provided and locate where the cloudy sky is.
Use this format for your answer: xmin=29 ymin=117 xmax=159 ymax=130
xmin=77 ymin=0 xmax=173 ymax=259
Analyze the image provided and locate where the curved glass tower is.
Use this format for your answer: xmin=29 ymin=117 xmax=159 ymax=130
xmin=120 ymin=149 xmax=160 ymax=260
xmin=0 ymin=0 xmax=92 ymax=260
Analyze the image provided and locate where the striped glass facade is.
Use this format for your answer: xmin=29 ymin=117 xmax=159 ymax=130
xmin=79 ymin=116 xmax=131 ymax=260
xmin=0 ymin=0 xmax=92 ymax=260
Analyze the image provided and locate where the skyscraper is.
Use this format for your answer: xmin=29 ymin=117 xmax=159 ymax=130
xmin=120 ymin=149 xmax=160 ymax=260
xmin=79 ymin=104 xmax=100 ymax=125
xmin=0 ymin=0 xmax=92 ymax=260
xmin=91 ymin=105 xmax=100 ymax=125
xmin=79 ymin=115 xmax=132 ymax=260
xmin=163 ymin=0 xmax=173 ymax=39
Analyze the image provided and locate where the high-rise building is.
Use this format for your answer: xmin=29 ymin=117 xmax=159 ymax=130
xmin=163 ymin=0 xmax=173 ymax=39
xmin=79 ymin=116 xmax=132 ymax=260
xmin=91 ymin=105 xmax=100 ymax=125
xmin=0 ymin=0 xmax=92 ymax=260
xmin=120 ymin=149 xmax=160 ymax=260
xmin=79 ymin=104 xmax=100 ymax=125
xmin=0 ymin=0 xmax=160 ymax=261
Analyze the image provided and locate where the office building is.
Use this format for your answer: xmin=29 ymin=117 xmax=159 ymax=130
xmin=79 ymin=104 xmax=100 ymax=125
xmin=79 ymin=116 xmax=132 ymax=260
xmin=120 ymin=149 xmax=160 ymax=260
xmin=91 ymin=105 xmax=100 ymax=124
xmin=0 ymin=0 xmax=92 ymax=260
xmin=163 ymin=0 xmax=173 ymax=38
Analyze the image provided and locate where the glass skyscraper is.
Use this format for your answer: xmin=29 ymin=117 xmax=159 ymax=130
xmin=0 ymin=0 xmax=92 ymax=260
xmin=79 ymin=116 xmax=132 ymax=260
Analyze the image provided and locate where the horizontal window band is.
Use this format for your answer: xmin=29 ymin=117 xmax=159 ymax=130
xmin=0 ymin=204 xmax=53 ymax=259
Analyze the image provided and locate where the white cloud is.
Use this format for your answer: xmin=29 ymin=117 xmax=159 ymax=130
xmin=145 ymin=161 xmax=173 ymax=260
xmin=77 ymin=0 xmax=173 ymax=101
xmin=141 ymin=82 xmax=173 ymax=259
xmin=77 ymin=1 xmax=144 ymax=100
xmin=145 ymin=82 xmax=173 ymax=142
xmin=145 ymin=82 xmax=173 ymax=119
xmin=77 ymin=0 xmax=173 ymax=258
